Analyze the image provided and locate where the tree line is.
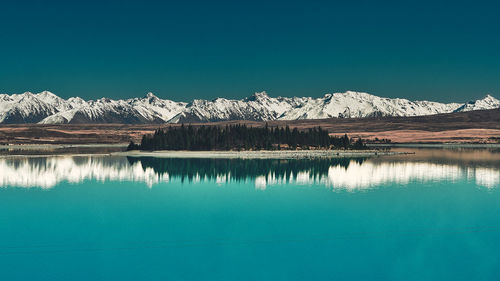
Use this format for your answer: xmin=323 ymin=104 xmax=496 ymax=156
xmin=127 ymin=124 xmax=366 ymax=151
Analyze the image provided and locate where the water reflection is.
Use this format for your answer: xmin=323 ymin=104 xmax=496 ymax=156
xmin=0 ymin=151 xmax=498 ymax=189
xmin=0 ymin=156 xmax=159 ymax=188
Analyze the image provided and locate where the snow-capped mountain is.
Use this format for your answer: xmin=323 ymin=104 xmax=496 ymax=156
xmin=170 ymin=92 xmax=307 ymax=123
xmin=0 ymin=91 xmax=498 ymax=124
xmin=453 ymin=94 xmax=500 ymax=112
xmin=279 ymin=91 xmax=464 ymax=120
xmin=39 ymin=93 xmax=186 ymax=124
xmin=0 ymin=91 xmax=71 ymax=123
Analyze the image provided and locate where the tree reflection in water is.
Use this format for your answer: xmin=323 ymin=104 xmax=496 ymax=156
xmin=126 ymin=157 xmax=366 ymax=184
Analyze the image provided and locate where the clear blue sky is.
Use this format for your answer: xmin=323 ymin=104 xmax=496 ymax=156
xmin=1 ymin=0 xmax=499 ymax=102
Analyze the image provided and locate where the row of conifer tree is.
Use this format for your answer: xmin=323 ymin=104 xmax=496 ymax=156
xmin=127 ymin=124 xmax=366 ymax=151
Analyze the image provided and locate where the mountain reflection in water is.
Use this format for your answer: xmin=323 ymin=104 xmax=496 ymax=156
xmin=0 ymin=150 xmax=498 ymax=189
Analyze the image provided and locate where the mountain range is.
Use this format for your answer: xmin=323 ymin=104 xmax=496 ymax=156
xmin=0 ymin=91 xmax=498 ymax=124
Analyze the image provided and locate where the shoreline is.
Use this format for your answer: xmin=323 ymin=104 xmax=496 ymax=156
xmin=0 ymin=143 xmax=127 ymax=150
xmin=0 ymin=143 xmax=496 ymax=158
xmin=368 ymin=143 xmax=500 ymax=148
xmin=0 ymin=142 xmax=497 ymax=149
xmin=115 ymin=149 xmax=409 ymax=159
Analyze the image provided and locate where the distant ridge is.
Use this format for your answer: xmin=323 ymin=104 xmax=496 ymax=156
xmin=0 ymin=91 xmax=498 ymax=124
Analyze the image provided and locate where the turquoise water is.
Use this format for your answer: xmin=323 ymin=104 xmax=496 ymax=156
xmin=0 ymin=149 xmax=499 ymax=280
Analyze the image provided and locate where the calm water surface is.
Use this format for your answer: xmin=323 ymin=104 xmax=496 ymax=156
xmin=0 ymin=148 xmax=499 ymax=281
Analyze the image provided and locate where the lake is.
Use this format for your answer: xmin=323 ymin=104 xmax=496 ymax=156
xmin=0 ymin=147 xmax=499 ymax=280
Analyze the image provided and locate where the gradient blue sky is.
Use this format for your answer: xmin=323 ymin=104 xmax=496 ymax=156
xmin=1 ymin=0 xmax=499 ymax=102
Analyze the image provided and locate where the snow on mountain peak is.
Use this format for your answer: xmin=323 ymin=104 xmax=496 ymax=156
xmin=482 ymin=94 xmax=499 ymax=103
xmin=140 ymin=92 xmax=162 ymax=104
xmin=454 ymin=94 xmax=500 ymax=112
xmin=37 ymin=90 xmax=56 ymax=97
xmin=19 ymin=92 xmax=36 ymax=98
xmin=254 ymin=91 xmax=269 ymax=98
xmin=145 ymin=92 xmax=158 ymax=99
xmin=341 ymin=90 xmax=365 ymax=96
